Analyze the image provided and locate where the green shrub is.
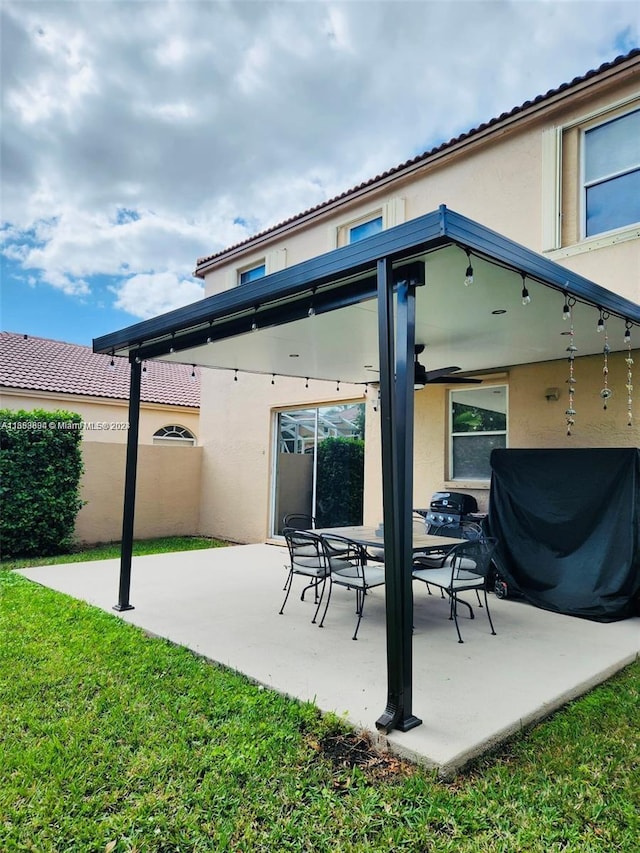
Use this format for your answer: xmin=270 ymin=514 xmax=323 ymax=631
xmin=0 ymin=409 xmax=84 ymax=557
xmin=316 ymin=436 xmax=364 ymax=527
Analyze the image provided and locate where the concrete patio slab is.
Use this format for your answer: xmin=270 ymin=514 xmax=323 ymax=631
xmin=18 ymin=544 xmax=639 ymax=778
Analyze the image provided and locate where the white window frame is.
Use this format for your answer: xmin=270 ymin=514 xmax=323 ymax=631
xmin=152 ymin=425 xmax=197 ymax=446
xmin=234 ymin=248 xmax=287 ymax=288
xmin=542 ymin=95 xmax=640 ymax=257
xmin=237 ymin=260 xmax=266 ymax=286
xmin=580 ymin=106 xmax=640 ymax=241
xmin=333 ymin=197 xmax=406 ymax=248
xmin=448 ymin=384 xmax=508 ymax=484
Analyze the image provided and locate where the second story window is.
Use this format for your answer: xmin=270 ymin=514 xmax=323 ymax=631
xmin=583 ymin=108 xmax=640 ymax=238
xmin=239 ymin=262 xmax=266 ymax=285
xmin=348 ymin=215 xmax=383 ymax=243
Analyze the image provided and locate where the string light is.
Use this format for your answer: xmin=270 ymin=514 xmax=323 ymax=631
xmin=308 ymin=287 xmax=316 ymax=317
xmin=191 ymin=365 xmax=196 ymax=381
xmin=234 ymin=369 xmax=238 ymax=382
xmin=521 ymin=273 xmax=531 ymax=306
xmin=251 ymin=306 xmax=259 ymax=333
xmin=464 ymin=250 xmax=474 ymax=286
xmin=596 ymin=309 xmax=605 ymax=333
xmin=109 ymin=350 xmax=115 ymax=368
xmin=562 ymin=291 xmax=571 ymax=321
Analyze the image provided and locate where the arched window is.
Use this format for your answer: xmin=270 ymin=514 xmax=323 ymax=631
xmin=152 ymin=425 xmax=196 ymax=446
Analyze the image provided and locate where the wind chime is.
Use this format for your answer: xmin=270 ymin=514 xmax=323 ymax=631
xmin=563 ymin=295 xmax=577 ymax=435
xmin=597 ymin=309 xmax=612 ymax=410
xmin=625 ymin=322 xmax=633 ymax=427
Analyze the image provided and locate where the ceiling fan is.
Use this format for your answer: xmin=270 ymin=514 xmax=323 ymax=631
xmin=413 ymin=344 xmax=482 ymax=390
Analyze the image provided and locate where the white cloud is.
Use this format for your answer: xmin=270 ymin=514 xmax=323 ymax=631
xmin=112 ymin=271 xmax=205 ymax=319
xmin=0 ymin=0 xmax=637 ymax=323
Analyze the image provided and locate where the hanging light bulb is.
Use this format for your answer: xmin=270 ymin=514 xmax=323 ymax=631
xmin=624 ymin=322 xmax=631 ymax=344
xmin=562 ymin=292 xmax=571 ymax=320
xmin=109 ymin=351 xmax=115 ymax=368
xmin=464 ymin=250 xmax=474 ymax=286
xmin=521 ymin=274 xmax=531 ymax=305
xmin=191 ymin=365 xmax=196 ymax=381
xmin=596 ymin=309 xmax=604 ymax=333
xmin=251 ymin=305 xmax=259 ymax=332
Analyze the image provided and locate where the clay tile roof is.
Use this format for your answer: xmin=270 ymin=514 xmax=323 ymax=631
xmin=195 ymin=48 xmax=640 ymax=272
xmin=0 ymin=332 xmax=200 ymax=408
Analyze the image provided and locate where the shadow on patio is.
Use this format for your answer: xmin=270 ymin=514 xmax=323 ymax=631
xmin=19 ymin=543 xmax=640 ymax=778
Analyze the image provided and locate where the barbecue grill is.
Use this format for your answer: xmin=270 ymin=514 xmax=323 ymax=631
xmin=420 ymin=491 xmax=482 ymax=530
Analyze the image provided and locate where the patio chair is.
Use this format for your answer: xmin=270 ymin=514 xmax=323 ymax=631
xmin=318 ymin=534 xmax=385 ymax=640
xmin=412 ymin=537 xmax=498 ymax=643
xmin=279 ymin=528 xmax=329 ymax=623
xmin=282 ymin=513 xmax=316 ymax=530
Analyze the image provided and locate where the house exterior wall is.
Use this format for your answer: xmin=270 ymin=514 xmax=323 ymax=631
xmin=198 ymin=368 xmax=362 ymax=542
xmin=76 ymin=443 xmax=202 ymax=544
xmin=0 ymin=389 xmax=199 ymax=445
xmin=362 ymin=351 xmax=639 ymax=525
xmin=195 ymin=60 xmax=640 ymax=544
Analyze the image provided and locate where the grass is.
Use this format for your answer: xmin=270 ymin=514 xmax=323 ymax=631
xmin=1 ymin=559 xmax=638 ymax=852
xmin=1 ymin=535 xmax=229 ymax=571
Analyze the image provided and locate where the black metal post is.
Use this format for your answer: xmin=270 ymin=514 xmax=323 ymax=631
xmin=113 ymin=356 xmax=141 ymax=611
xmin=375 ymin=258 xmax=422 ymax=733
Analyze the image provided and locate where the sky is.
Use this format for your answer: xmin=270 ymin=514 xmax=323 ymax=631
xmin=1 ymin=0 xmax=638 ymax=347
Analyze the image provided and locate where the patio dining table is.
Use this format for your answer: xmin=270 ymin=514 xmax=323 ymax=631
xmin=315 ymin=525 xmax=465 ymax=554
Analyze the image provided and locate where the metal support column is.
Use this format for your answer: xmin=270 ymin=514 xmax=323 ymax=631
xmin=375 ymin=258 xmax=422 ymax=733
xmin=113 ymin=356 xmax=141 ymax=611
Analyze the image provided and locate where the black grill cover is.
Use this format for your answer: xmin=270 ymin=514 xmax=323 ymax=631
xmin=487 ymin=448 xmax=640 ymax=622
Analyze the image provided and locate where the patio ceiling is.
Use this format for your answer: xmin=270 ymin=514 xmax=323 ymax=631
xmin=94 ymin=207 xmax=640 ymax=383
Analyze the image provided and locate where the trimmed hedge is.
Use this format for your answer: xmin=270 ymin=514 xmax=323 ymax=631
xmin=315 ymin=436 xmax=364 ymax=528
xmin=0 ymin=409 xmax=84 ymax=557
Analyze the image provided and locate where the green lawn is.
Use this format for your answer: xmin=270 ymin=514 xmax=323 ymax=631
xmin=2 ymin=535 xmax=229 ymax=571
xmin=1 ymin=560 xmax=638 ymax=852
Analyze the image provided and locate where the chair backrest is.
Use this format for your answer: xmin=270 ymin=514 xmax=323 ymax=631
xmin=283 ymin=527 xmax=326 ymax=571
xmin=320 ymin=534 xmax=364 ymax=577
xmin=412 ymin=513 xmax=427 ymax=535
xmin=432 ymin=519 xmax=484 ymax=541
xmin=283 ymin=513 xmax=316 ymax=531
xmin=448 ymin=537 xmax=498 ymax=580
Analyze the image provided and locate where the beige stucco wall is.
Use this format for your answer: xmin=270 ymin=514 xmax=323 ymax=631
xmin=0 ymin=389 xmax=199 ymax=445
xmin=197 ymin=369 xmax=363 ymax=543
xmin=194 ymin=65 xmax=639 ymax=545
xmin=361 ymin=351 xmax=640 ymax=523
xmin=76 ymin=442 xmax=202 ymax=543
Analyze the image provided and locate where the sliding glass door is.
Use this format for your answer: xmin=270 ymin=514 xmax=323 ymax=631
xmin=272 ymin=403 xmax=365 ymax=535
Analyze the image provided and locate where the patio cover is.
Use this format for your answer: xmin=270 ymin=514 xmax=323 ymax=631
xmin=94 ymin=205 xmax=640 ymax=734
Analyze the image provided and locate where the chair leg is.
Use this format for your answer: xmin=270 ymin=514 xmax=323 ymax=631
xmin=311 ymin=577 xmax=327 ymax=624
xmin=483 ymin=589 xmax=497 ymax=636
xmin=279 ymin=570 xmax=294 ymax=614
xmin=352 ymin=589 xmax=365 ymax=640
xmin=318 ymin=577 xmax=333 ymax=628
xmin=451 ymin=594 xmax=464 ymax=643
